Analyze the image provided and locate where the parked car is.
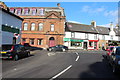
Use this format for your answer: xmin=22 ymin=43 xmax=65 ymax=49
xmin=23 ymin=43 xmax=43 ymax=51
xmin=0 ymin=44 xmax=30 ymax=61
xmin=108 ymin=46 xmax=120 ymax=74
xmin=47 ymin=45 xmax=68 ymax=52
xmin=105 ymin=46 xmax=115 ymax=60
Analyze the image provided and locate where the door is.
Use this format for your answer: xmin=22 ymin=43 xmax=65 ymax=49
xmin=49 ymin=37 xmax=55 ymax=47
xmin=84 ymin=42 xmax=87 ymax=49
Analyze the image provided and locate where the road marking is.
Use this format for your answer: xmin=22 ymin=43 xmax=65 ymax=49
xmin=75 ymin=52 xmax=79 ymax=61
xmin=48 ymin=52 xmax=56 ymax=56
xmin=75 ymin=56 xmax=79 ymax=61
xmin=75 ymin=52 xmax=79 ymax=55
xmin=50 ymin=65 xmax=72 ymax=80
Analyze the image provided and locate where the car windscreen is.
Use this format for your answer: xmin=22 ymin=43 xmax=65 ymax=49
xmin=116 ymin=47 xmax=120 ymax=55
xmin=2 ymin=45 xmax=13 ymax=51
xmin=110 ymin=47 xmax=114 ymax=51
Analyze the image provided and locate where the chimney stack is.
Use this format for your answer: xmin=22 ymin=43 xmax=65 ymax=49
xmin=57 ymin=3 xmax=60 ymax=7
xmin=91 ymin=20 xmax=96 ymax=27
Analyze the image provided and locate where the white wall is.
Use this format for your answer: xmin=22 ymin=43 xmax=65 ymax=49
xmin=1 ymin=10 xmax=22 ymax=45
xmin=2 ymin=11 xmax=22 ymax=29
xmin=65 ymin=32 xmax=71 ymax=38
xmin=75 ymin=32 xmax=85 ymax=39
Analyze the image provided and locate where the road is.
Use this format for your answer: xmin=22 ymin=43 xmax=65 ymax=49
xmin=1 ymin=50 xmax=120 ymax=80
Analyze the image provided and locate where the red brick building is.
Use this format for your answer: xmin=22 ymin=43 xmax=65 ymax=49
xmin=9 ymin=3 xmax=66 ymax=49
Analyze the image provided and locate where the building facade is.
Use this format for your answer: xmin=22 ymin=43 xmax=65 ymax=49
xmin=0 ymin=2 xmax=23 ymax=49
xmin=9 ymin=3 xmax=66 ymax=49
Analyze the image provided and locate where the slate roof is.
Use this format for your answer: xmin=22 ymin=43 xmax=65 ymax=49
xmin=96 ymin=26 xmax=110 ymax=35
xmin=65 ymin=22 xmax=98 ymax=34
xmin=114 ymin=28 xmax=120 ymax=36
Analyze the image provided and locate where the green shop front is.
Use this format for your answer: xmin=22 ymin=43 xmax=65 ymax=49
xmin=64 ymin=38 xmax=84 ymax=49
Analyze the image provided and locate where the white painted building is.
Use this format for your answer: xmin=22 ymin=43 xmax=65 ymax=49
xmin=0 ymin=5 xmax=23 ymax=49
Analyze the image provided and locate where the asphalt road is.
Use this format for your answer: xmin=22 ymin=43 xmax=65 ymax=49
xmin=1 ymin=50 xmax=120 ymax=80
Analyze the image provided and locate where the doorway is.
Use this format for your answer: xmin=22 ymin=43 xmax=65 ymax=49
xmin=83 ymin=42 xmax=87 ymax=49
xmin=49 ymin=37 xmax=55 ymax=47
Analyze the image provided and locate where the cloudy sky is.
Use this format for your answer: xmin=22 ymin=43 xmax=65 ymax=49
xmin=3 ymin=0 xmax=119 ymax=27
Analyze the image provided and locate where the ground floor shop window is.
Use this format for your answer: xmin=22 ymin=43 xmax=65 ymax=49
xmin=30 ymin=39 xmax=34 ymax=45
xmin=37 ymin=39 xmax=43 ymax=45
xmin=89 ymin=42 xmax=93 ymax=47
xmin=71 ymin=42 xmax=82 ymax=47
xmin=22 ymin=38 xmax=26 ymax=42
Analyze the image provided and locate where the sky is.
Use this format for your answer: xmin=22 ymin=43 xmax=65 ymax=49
xmin=4 ymin=1 xmax=119 ymax=27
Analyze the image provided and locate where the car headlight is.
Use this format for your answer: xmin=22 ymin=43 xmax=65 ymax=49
xmin=118 ymin=61 xmax=120 ymax=65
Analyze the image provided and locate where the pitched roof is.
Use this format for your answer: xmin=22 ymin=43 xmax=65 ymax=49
xmin=65 ymin=22 xmax=98 ymax=34
xmin=96 ymin=26 xmax=109 ymax=35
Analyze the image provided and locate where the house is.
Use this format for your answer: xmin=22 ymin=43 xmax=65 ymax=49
xmin=9 ymin=3 xmax=66 ymax=49
xmin=0 ymin=2 xmax=23 ymax=50
xmin=64 ymin=21 xmax=99 ymax=50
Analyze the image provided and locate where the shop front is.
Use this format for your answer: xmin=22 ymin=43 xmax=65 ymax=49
xmin=64 ymin=38 xmax=83 ymax=49
xmin=88 ymin=40 xmax=98 ymax=50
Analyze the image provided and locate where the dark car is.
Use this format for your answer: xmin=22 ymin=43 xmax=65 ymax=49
xmin=0 ymin=44 xmax=30 ymax=61
xmin=23 ymin=43 xmax=43 ymax=51
xmin=105 ymin=46 xmax=115 ymax=60
xmin=47 ymin=45 xmax=68 ymax=52
xmin=108 ymin=46 xmax=120 ymax=74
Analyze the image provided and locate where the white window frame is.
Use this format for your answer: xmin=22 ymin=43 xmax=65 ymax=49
xmin=23 ymin=23 xmax=28 ymax=30
xmin=39 ymin=23 xmax=43 ymax=31
xmin=31 ymin=23 xmax=35 ymax=31
xmin=51 ymin=24 xmax=54 ymax=31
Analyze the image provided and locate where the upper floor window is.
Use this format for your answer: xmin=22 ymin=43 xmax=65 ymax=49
xmin=111 ymin=35 xmax=113 ymax=40
xmin=31 ymin=23 xmax=35 ymax=31
xmin=94 ymin=34 xmax=97 ymax=39
xmin=50 ymin=24 xmax=54 ymax=31
xmin=39 ymin=23 xmax=43 ymax=31
xmin=102 ymin=35 xmax=105 ymax=40
xmin=32 ymin=8 xmax=36 ymax=15
xmin=85 ymin=33 xmax=88 ymax=39
xmin=23 ymin=23 xmax=28 ymax=30
xmin=39 ymin=8 xmax=44 ymax=15
xmin=10 ymin=8 xmax=14 ymax=13
xmin=16 ymin=8 xmax=21 ymax=15
xmin=71 ymin=32 xmax=75 ymax=38
xmin=24 ymin=8 xmax=29 ymax=15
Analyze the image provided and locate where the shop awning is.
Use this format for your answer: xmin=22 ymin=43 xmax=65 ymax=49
xmin=64 ymin=38 xmax=83 ymax=42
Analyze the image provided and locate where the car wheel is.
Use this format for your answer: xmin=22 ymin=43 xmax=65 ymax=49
xmin=62 ymin=48 xmax=66 ymax=52
xmin=112 ymin=65 xmax=118 ymax=74
xmin=49 ymin=48 xmax=52 ymax=51
xmin=27 ymin=52 xmax=30 ymax=57
xmin=14 ymin=55 xmax=19 ymax=61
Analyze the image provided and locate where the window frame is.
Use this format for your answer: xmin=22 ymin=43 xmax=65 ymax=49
xmin=23 ymin=23 xmax=28 ymax=31
xmin=50 ymin=24 xmax=54 ymax=31
xmin=31 ymin=23 xmax=36 ymax=31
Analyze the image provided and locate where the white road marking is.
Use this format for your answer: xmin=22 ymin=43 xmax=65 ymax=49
xmin=75 ymin=52 xmax=80 ymax=61
xmin=75 ymin=56 xmax=80 ymax=61
xmin=48 ymin=52 xmax=56 ymax=56
xmin=75 ymin=52 xmax=79 ymax=55
xmin=14 ymin=68 xmax=17 ymax=70
xmin=50 ymin=65 xmax=72 ymax=80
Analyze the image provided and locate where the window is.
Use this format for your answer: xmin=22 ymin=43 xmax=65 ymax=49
xmin=22 ymin=38 xmax=26 ymax=42
xmin=94 ymin=34 xmax=97 ymax=39
xmin=89 ymin=42 xmax=93 ymax=47
xmin=32 ymin=8 xmax=36 ymax=15
xmin=23 ymin=23 xmax=28 ymax=30
xmin=111 ymin=35 xmax=113 ymax=40
xmin=37 ymin=39 xmax=43 ymax=45
xmin=85 ymin=33 xmax=88 ymax=39
xmin=10 ymin=8 xmax=14 ymax=13
xmin=24 ymin=8 xmax=29 ymax=15
xmin=71 ymin=32 xmax=75 ymax=38
xmin=39 ymin=8 xmax=44 ymax=15
xmin=51 ymin=24 xmax=54 ymax=31
xmin=71 ymin=42 xmax=82 ymax=47
xmin=39 ymin=23 xmax=43 ymax=31
xmin=31 ymin=23 xmax=35 ymax=31
xmin=30 ymin=39 xmax=34 ymax=45
xmin=16 ymin=9 xmax=21 ymax=15
xmin=102 ymin=35 xmax=105 ymax=40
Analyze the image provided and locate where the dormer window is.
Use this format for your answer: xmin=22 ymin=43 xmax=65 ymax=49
xmin=32 ymin=8 xmax=36 ymax=15
xmin=10 ymin=8 xmax=14 ymax=13
xmin=39 ymin=8 xmax=44 ymax=15
xmin=24 ymin=8 xmax=29 ymax=15
xmin=16 ymin=8 xmax=21 ymax=15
